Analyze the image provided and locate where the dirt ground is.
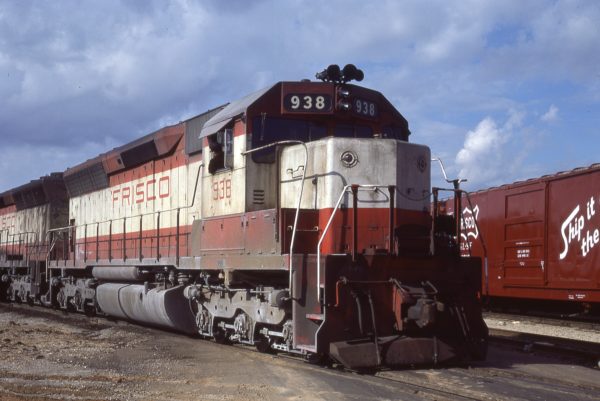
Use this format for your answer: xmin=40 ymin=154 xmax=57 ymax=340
xmin=0 ymin=303 xmax=317 ymax=401
xmin=3 ymin=303 xmax=420 ymax=401
xmin=1 ymin=303 xmax=599 ymax=401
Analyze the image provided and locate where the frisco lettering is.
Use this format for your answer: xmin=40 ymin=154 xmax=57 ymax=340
xmin=560 ymin=196 xmax=598 ymax=259
xmin=111 ymin=176 xmax=170 ymax=207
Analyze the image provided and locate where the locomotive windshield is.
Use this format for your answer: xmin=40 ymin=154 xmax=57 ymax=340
xmin=251 ymin=116 xmax=374 ymax=163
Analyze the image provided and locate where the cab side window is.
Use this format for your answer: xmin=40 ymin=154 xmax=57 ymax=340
xmin=208 ymin=129 xmax=233 ymax=174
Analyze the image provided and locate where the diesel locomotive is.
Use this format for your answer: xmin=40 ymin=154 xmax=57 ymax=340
xmin=0 ymin=65 xmax=488 ymax=369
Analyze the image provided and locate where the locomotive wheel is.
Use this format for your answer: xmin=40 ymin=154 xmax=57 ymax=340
xmin=254 ymin=336 xmax=273 ymax=354
xmin=84 ymin=302 xmax=96 ymax=317
xmin=305 ymin=352 xmax=328 ymax=365
xmin=55 ymin=288 xmax=66 ymax=310
xmin=195 ymin=307 xmax=211 ymax=335
xmin=72 ymin=290 xmax=83 ymax=312
xmin=19 ymin=287 xmax=28 ymax=304
xmin=469 ymin=338 xmax=488 ymax=361
xmin=213 ymin=327 xmax=230 ymax=345
xmin=66 ymin=297 xmax=77 ymax=312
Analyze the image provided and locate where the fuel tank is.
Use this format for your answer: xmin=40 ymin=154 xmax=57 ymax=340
xmin=92 ymin=266 xmax=147 ymax=281
xmin=96 ymin=284 xmax=197 ymax=334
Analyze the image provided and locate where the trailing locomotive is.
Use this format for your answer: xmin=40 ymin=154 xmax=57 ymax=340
xmin=441 ymin=164 xmax=600 ymax=312
xmin=1 ymin=65 xmax=488 ymax=369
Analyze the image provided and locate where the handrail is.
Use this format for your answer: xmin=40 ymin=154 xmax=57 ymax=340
xmin=47 ymin=162 xmax=204 ymax=235
xmin=0 ymin=231 xmax=40 ymax=261
xmin=316 ymin=184 xmax=391 ymax=303
xmin=241 ymin=140 xmax=308 ymax=300
xmin=0 ymin=231 xmax=39 ymax=244
xmin=42 ymin=162 xmax=204 ymax=282
xmin=0 ymin=229 xmax=8 ymax=246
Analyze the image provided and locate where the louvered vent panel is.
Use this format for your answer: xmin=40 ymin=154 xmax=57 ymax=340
xmin=253 ymin=189 xmax=265 ymax=205
xmin=64 ymin=162 xmax=109 ymax=197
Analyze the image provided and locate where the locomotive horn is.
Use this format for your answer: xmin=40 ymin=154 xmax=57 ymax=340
xmin=342 ymin=64 xmax=364 ymax=82
xmin=316 ymin=64 xmax=342 ymax=82
xmin=316 ymin=64 xmax=364 ymax=82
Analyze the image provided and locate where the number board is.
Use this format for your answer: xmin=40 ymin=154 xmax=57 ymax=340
xmin=283 ymin=94 xmax=333 ymax=113
xmin=352 ymin=98 xmax=378 ymax=118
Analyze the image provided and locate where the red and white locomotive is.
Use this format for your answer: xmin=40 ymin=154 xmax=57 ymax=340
xmin=0 ymin=66 xmax=487 ymax=369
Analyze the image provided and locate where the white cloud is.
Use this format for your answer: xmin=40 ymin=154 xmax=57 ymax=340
xmin=0 ymin=0 xmax=598 ymax=191
xmin=455 ymin=110 xmax=525 ymax=188
xmin=541 ymin=104 xmax=559 ymax=122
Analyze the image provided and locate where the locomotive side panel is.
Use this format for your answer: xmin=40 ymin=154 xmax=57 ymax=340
xmin=61 ymin=123 xmax=205 ymax=267
xmin=68 ymin=157 xmax=202 ymax=264
xmin=1 ymin=177 xmax=69 ymax=266
xmin=0 ymin=205 xmax=18 ymax=263
xmin=0 ymin=204 xmax=51 ymax=265
xmin=197 ymin=120 xmax=249 ymax=257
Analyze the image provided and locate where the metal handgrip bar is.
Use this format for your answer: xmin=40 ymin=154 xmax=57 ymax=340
xmin=316 ymin=184 xmax=391 ymax=303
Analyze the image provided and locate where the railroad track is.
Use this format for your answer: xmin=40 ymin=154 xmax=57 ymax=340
xmin=485 ymin=311 xmax=600 ymax=367
xmin=484 ymin=311 xmax=600 ymax=331
xmin=3 ymin=302 xmax=599 ymax=401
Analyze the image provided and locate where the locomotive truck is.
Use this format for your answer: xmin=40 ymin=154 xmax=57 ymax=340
xmin=0 ymin=65 xmax=488 ymax=369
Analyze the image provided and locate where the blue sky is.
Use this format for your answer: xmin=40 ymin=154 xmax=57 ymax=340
xmin=0 ymin=0 xmax=599 ymax=192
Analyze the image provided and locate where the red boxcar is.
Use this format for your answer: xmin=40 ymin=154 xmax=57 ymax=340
xmin=441 ymin=164 xmax=600 ymax=306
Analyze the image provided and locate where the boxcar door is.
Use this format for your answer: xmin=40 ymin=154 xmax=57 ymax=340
xmin=502 ymin=183 xmax=547 ymax=287
xmin=546 ymin=171 xmax=600 ymax=297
